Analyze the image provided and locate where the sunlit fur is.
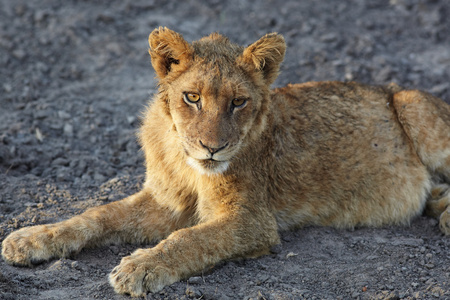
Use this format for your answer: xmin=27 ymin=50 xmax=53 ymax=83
xmin=186 ymin=157 xmax=230 ymax=175
xmin=2 ymin=28 xmax=450 ymax=298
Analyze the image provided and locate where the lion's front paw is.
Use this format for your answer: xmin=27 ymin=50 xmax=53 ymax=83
xmin=2 ymin=225 xmax=54 ymax=266
xmin=109 ymin=249 xmax=178 ymax=297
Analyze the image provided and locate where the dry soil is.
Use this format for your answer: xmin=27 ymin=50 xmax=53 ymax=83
xmin=1 ymin=0 xmax=450 ymax=299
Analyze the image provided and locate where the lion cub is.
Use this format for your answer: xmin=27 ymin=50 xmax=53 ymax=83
xmin=2 ymin=27 xmax=450 ymax=297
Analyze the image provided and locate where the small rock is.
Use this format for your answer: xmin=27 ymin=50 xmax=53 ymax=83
xmin=35 ymin=128 xmax=44 ymax=142
xmin=374 ymin=66 xmax=392 ymax=83
xmin=187 ymin=276 xmax=203 ymax=285
xmin=58 ymin=110 xmax=71 ymax=120
xmin=185 ymin=287 xmax=202 ymax=298
xmin=12 ymin=49 xmax=26 ymax=60
xmin=3 ymin=83 xmax=12 ymax=93
xmin=52 ymin=157 xmax=70 ymax=166
xmin=97 ymin=13 xmax=115 ymax=23
xmin=34 ymin=10 xmax=48 ymax=22
xmin=56 ymin=167 xmax=71 ymax=182
xmin=34 ymin=110 xmax=49 ymax=120
xmin=286 ymin=252 xmax=298 ymax=258
xmin=49 ymin=260 xmax=64 ymax=270
xmin=63 ymin=123 xmax=73 ymax=136
xmin=256 ymin=274 xmax=269 ymax=284
xmin=93 ymin=172 xmax=106 ymax=183
xmin=430 ymin=83 xmax=448 ymax=95
xmin=320 ymin=33 xmax=338 ymax=42
xmin=127 ymin=115 xmax=136 ymax=124
xmin=425 ymin=278 xmax=435 ymax=285
xmin=71 ymin=261 xmax=80 ymax=269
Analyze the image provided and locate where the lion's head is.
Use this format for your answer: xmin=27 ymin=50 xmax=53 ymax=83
xmin=148 ymin=28 xmax=286 ymax=175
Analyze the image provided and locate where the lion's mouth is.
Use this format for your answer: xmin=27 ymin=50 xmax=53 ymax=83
xmin=186 ymin=157 xmax=230 ymax=175
xmin=200 ymin=158 xmax=222 ymax=168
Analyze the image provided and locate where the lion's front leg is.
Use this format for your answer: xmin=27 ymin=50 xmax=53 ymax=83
xmin=109 ymin=211 xmax=280 ymax=297
xmin=1 ymin=189 xmax=183 ymax=266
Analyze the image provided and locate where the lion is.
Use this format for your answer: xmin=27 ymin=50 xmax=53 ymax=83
xmin=2 ymin=27 xmax=450 ymax=297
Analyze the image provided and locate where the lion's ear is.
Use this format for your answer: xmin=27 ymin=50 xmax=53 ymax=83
xmin=239 ymin=33 xmax=286 ymax=85
xmin=148 ymin=27 xmax=193 ymax=80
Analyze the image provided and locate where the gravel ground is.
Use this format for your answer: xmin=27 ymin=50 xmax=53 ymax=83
xmin=1 ymin=0 xmax=449 ymax=299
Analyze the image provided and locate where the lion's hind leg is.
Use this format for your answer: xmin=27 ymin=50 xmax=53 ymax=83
xmin=425 ymin=183 xmax=450 ymax=234
xmin=393 ymin=90 xmax=450 ymax=234
xmin=393 ymin=89 xmax=450 ymax=181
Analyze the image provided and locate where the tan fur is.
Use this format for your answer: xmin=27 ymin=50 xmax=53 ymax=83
xmin=2 ymin=28 xmax=450 ymax=297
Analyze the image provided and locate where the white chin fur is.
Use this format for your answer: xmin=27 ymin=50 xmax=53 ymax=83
xmin=186 ymin=157 xmax=229 ymax=175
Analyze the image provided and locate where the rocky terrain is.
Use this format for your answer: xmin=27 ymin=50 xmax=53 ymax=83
xmin=0 ymin=0 xmax=449 ymax=299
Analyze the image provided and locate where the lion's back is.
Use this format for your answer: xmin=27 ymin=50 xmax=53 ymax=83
xmin=267 ymin=82 xmax=431 ymax=229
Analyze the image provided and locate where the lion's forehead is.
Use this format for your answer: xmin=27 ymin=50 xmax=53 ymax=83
xmin=177 ymin=66 xmax=252 ymax=99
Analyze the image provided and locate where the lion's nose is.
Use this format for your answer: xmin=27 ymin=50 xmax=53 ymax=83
xmin=199 ymin=140 xmax=229 ymax=154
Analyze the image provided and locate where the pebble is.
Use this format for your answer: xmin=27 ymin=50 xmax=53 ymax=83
xmin=286 ymin=251 xmax=298 ymax=258
xmin=63 ymin=123 xmax=73 ymax=136
xmin=56 ymin=167 xmax=71 ymax=182
xmin=52 ymin=157 xmax=69 ymax=166
xmin=127 ymin=115 xmax=136 ymax=124
xmin=187 ymin=276 xmax=203 ymax=285
xmin=71 ymin=261 xmax=80 ymax=269
xmin=34 ymin=10 xmax=48 ymax=22
xmin=430 ymin=83 xmax=449 ymax=95
xmin=374 ymin=66 xmax=392 ymax=83
xmin=58 ymin=110 xmax=71 ymax=120
xmin=185 ymin=287 xmax=202 ymax=298
xmin=35 ymin=111 xmax=50 ymax=122
xmin=3 ymin=83 xmax=12 ymax=93
xmin=12 ymin=49 xmax=26 ymax=60
xmin=49 ymin=260 xmax=64 ymax=270
xmin=320 ymin=33 xmax=338 ymax=43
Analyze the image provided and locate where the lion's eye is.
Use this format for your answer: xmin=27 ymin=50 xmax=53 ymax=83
xmin=232 ymin=98 xmax=247 ymax=107
xmin=184 ymin=93 xmax=200 ymax=103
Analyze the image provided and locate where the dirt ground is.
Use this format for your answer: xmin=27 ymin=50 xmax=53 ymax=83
xmin=1 ymin=0 xmax=450 ymax=299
